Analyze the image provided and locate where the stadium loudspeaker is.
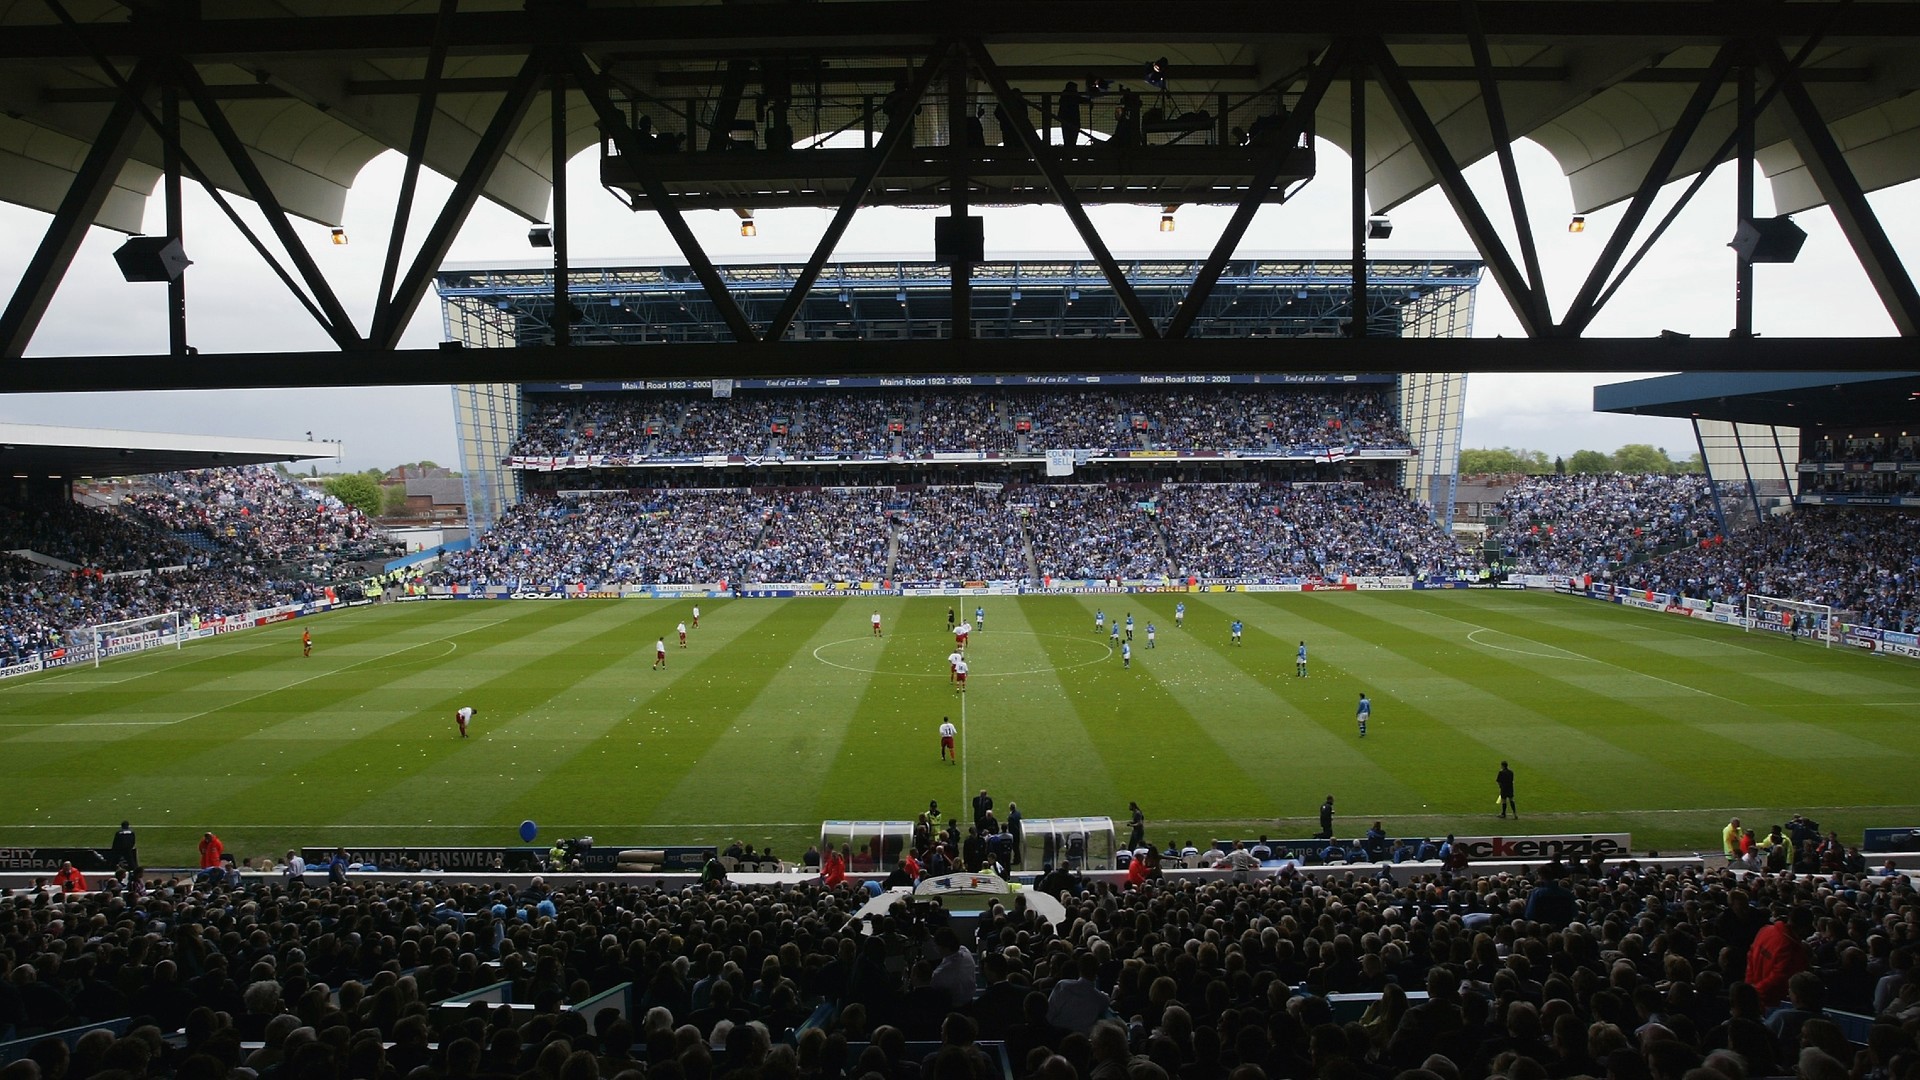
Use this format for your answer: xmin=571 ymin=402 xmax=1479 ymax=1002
xmin=1728 ymin=216 xmax=1807 ymax=264
xmin=113 ymin=235 xmax=193 ymax=281
xmin=934 ymin=214 xmax=984 ymax=264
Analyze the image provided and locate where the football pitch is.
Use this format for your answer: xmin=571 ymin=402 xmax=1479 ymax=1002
xmin=5 ymin=591 xmax=1918 ymax=867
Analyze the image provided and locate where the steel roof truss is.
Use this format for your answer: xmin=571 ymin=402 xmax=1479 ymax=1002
xmin=566 ymin=49 xmax=756 ymax=343
xmin=1368 ymin=36 xmax=1544 ymax=337
xmin=374 ymin=50 xmax=545 ymax=349
xmin=762 ymin=50 xmax=945 ymax=342
xmin=0 ymin=61 xmax=152 ymax=359
xmin=971 ymin=42 xmax=1159 ymax=340
xmin=1165 ymin=42 xmax=1348 ymax=340
xmin=1759 ymin=38 xmax=1920 ymax=336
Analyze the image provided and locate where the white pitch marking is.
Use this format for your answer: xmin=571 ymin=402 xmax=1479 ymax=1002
xmin=0 ymin=619 xmax=506 ymax=732
xmin=810 ymin=630 xmax=1111 ymax=678
xmin=1465 ymin=628 xmax=1596 ymax=662
xmin=1422 ymin=608 xmax=1734 ymax=702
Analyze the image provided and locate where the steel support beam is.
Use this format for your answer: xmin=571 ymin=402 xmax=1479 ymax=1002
xmin=162 ymin=80 xmax=188 ymax=357
xmin=565 ymin=51 xmax=757 ymax=343
xmin=1691 ymin=418 xmax=1730 ymax=535
xmin=1367 ymin=36 xmax=1544 ymax=337
xmin=1758 ymin=39 xmax=1920 ymax=336
xmin=3 ymin=338 xmax=1907 ymax=394
xmin=972 ymin=44 xmax=1159 ymax=339
xmin=4 ymin=5 xmax=1917 ymax=61
xmin=763 ymin=52 xmax=944 ymax=342
xmin=1556 ymin=45 xmax=1732 ymax=335
xmin=1164 ymin=43 xmax=1345 ymax=339
xmin=551 ymin=64 xmax=570 ymax=348
xmin=378 ymin=0 xmax=458 ymax=328
xmin=705 ymin=60 xmax=751 ymax=152
xmin=1462 ymin=0 xmax=1548 ymax=330
xmin=1350 ymin=55 xmax=1367 ymax=339
xmin=374 ymin=51 xmax=545 ymax=349
xmin=947 ymin=47 xmax=972 ymax=343
xmin=1734 ymin=57 xmax=1755 ymax=338
xmin=0 ymin=63 xmax=151 ymax=360
xmin=28 ymin=66 xmax=1876 ymax=104
xmin=177 ymin=62 xmax=363 ymax=349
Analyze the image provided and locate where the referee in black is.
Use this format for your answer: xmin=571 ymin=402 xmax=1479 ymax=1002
xmin=1497 ymin=762 xmax=1517 ymax=819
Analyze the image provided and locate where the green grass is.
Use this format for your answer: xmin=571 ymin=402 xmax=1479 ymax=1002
xmin=5 ymin=591 xmax=1919 ymax=866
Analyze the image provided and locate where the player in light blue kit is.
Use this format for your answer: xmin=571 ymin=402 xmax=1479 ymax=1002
xmin=1110 ymin=620 xmax=1122 ymax=646
xmin=975 ymin=605 xmax=985 ymax=631
xmin=1121 ymin=641 xmax=1132 ymax=668
xmin=1124 ymin=613 xmax=1134 ymax=641
xmin=1356 ymin=693 xmax=1371 ymax=737
xmin=1095 ymin=609 xmax=1105 ymax=633
xmin=1296 ymin=641 xmax=1308 ymax=677
xmin=1230 ymin=619 xmax=1243 ymax=646
xmin=1145 ymin=622 xmax=1156 ymax=649
xmin=1175 ymin=601 xmax=1185 ymax=629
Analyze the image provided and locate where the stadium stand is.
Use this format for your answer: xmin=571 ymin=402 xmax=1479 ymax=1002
xmin=3 ymin=859 xmax=1915 ymax=1080
xmin=434 ymin=482 xmax=1463 ymax=588
xmin=0 ymin=467 xmax=393 ymax=664
xmin=506 ymin=386 xmax=1412 ymax=461
xmin=123 ymin=468 xmax=388 ymax=576
xmin=1623 ymin=506 xmax=1920 ymax=634
xmin=1487 ymin=476 xmax=1719 ymax=575
xmin=1157 ymin=485 xmax=1472 ymax=580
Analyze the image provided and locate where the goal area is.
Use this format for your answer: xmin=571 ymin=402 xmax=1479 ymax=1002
xmin=1743 ymin=594 xmax=1835 ymax=647
xmin=73 ymin=611 xmax=185 ymax=667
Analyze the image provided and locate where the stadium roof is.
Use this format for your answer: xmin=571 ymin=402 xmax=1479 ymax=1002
xmin=3 ymin=4 xmax=1917 ymax=229
xmin=0 ymin=422 xmax=338 ymax=480
xmin=3 ymin=2 xmax=1916 ymax=378
xmin=436 ymin=253 xmax=1485 ymax=345
xmin=1593 ymin=371 xmax=1920 ymax=430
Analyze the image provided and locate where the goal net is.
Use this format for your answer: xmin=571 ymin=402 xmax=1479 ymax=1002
xmin=1744 ymin=594 xmax=1835 ymax=647
xmin=74 ymin=611 xmax=185 ymax=667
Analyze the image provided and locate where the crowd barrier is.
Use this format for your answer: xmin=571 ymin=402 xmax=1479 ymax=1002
xmin=1509 ymin=573 xmax=1920 ymax=661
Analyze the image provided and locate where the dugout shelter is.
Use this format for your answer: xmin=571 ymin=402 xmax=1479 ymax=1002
xmin=819 ymin=819 xmax=914 ymax=873
xmin=1019 ymin=816 xmax=1118 ymax=871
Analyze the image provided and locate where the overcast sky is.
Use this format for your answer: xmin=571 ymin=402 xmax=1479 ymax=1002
xmin=0 ymin=135 xmax=1914 ymax=471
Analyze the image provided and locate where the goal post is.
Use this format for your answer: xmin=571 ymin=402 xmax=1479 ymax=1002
xmin=1744 ymin=594 xmax=1835 ymax=647
xmin=77 ymin=611 xmax=185 ymax=667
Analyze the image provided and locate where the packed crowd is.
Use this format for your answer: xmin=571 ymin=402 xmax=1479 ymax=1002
xmin=437 ymin=484 xmax=1471 ymax=588
xmin=0 ymin=501 xmax=198 ymax=572
xmin=1023 ymin=488 xmax=1172 ymax=581
xmin=0 ymin=481 xmax=359 ymax=664
xmin=1488 ymin=476 xmax=1718 ymax=575
xmin=745 ymin=493 xmax=893 ymax=583
xmin=506 ymin=388 xmax=1411 ymax=460
xmin=5 ymin=848 xmax=1918 ymax=1080
xmin=892 ymin=489 xmax=1032 ymax=581
xmin=438 ymin=492 xmax=773 ymax=588
xmin=1623 ymin=507 xmax=1920 ymax=633
xmin=1157 ymin=485 xmax=1471 ymax=580
xmin=124 ymin=468 xmax=387 ymax=577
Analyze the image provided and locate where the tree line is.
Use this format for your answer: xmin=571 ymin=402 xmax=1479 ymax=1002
xmin=1459 ymin=444 xmax=1705 ymax=476
xmin=276 ymin=461 xmax=454 ymax=518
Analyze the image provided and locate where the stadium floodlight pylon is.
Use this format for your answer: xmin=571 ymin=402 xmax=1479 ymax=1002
xmin=76 ymin=610 xmax=184 ymax=667
xmin=1744 ymin=594 xmax=1834 ymax=648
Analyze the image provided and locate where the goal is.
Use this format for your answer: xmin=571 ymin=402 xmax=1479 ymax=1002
xmin=1744 ymin=594 xmax=1835 ymax=647
xmin=74 ymin=611 xmax=185 ymax=667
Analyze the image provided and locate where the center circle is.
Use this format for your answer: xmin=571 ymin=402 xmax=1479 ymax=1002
xmin=812 ymin=630 xmax=1114 ymax=678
